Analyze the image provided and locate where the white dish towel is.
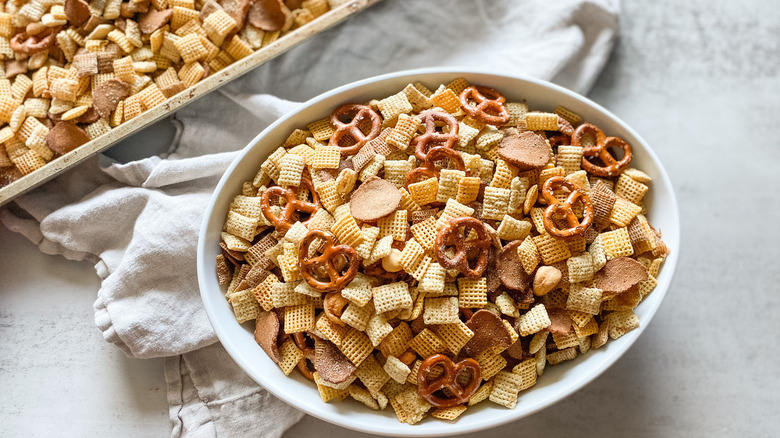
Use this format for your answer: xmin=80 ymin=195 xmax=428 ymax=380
xmin=0 ymin=0 xmax=620 ymax=436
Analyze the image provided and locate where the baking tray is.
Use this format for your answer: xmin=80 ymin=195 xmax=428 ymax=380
xmin=0 ymin=0 xmax=382 ymax=207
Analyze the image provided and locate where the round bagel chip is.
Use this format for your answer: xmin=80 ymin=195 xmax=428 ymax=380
xmin=594 ymin=256 xmax=648 ymax=296
xmin=254 ymin=310 xmax=281 ymax=364
xmin=505 ymin=338 xmax=527 ymax=360
xmin=248 ymin=0 xmax=291 ymax=31
xmin=546 ymin=308 xmax=573 ymax=335
xmin=93 ymin=79 xmax=131 ymax=118
xmin=64 ymin=0 xmax=91 ymax=27
xmin=138 ymin=8 xmax=174 ymax=34
xmin=497 ymin=131 xmax=550 ymax=170
xmin=349 ymin=176 xmax=401 ymax=222
xmin=497 ymin=240 xmax=531 ymax=292
xmin=463 ymin=309 xmax=512 ymax=357
xmin=314 ymin=339 xmax=356 ymax=385
xmin=45 ymin=122 xmax=90 ymax=155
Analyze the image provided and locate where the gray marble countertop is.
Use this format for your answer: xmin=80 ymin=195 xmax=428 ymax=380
xmin=1 ymin=0 xmax=778 ymax=436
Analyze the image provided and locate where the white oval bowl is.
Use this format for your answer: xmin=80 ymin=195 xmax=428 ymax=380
xmin=197 ymin=68 xmax=680 ymax=436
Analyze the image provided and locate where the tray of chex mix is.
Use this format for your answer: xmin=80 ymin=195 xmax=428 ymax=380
xmin=0 ymin=0 xmax=382 ymax=206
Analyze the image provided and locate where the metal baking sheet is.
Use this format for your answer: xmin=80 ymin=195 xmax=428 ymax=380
xmin=0 ymin=0 xmax=382 ymax=206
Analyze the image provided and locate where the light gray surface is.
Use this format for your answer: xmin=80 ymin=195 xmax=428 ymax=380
xmin=1 ymin=0 xmax=778 ymax=436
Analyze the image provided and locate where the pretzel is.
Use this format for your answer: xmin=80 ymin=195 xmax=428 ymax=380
xmin=459 ymin=86 xmax=510 ymax=126
xmin=328 ymin=104 xmax=382 ymax=155
xmin=541 ymin=176 xmax=594 ymax=238
xmin=405 ymin=147 xmax=467 ymax=187
xmin=10 ymin=27 xmax=61 ymax=55
xmin=435 ymin=217 xmax=491 ymax=278
xmin=417 ymin=354 xmax=481 ymax=408
xmin=548 ymin=133 xmax=571 ymax=148
xmin=299 ymin=229 xmax=359 ymax=292
xmin=571 ymin=123 xmax=632 ymax=177
xmin=413 ymin=110 xmax=459 ymax=161
xmin=260 ymin=177 xmax=319 ymax=233
xmin=293 ymin=332 xmax=316 ymax=381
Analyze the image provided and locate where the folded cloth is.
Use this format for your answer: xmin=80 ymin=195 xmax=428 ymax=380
xmin=0 ymin=0 xmax=620 ymax=436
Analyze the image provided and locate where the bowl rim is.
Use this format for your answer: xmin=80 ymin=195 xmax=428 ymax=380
xmin=197 ymin=67 xmax=681 ymax=436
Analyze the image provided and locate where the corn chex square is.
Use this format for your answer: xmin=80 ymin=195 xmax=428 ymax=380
xmin=373 ymin=282 xmax=412 ymax=314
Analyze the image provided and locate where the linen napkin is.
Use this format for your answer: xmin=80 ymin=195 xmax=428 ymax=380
xmin=0 ymin=0 xmax=620 ymax=436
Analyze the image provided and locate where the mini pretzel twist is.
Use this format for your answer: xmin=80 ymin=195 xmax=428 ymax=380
xmin=547 ymin=133 xmax=571 ymax=148
xmin=435 ymin=216 xmax=491 ymax=278
xmin=571 ymin=123 xmax=632 ymax=177
xmin=417 ymin=354 xmax=481 ymax=408
xmin=413 ymin=110 xmax=459 ymax=161
xmin=293 ymin=332 xmax=317 ymax=381
xmin=541 ymin=176 xmax=594 ymax=238
xmin=260 ymin=177 xmax=319 ymax=233
xmin=328 ymin=104 xmax=382 ymax=155
xmin=298 ymin=229 xmax=359 ymax=292
xmin=10 ymin=27 xmax=61 ymax=55
xmin=459 ymin=86 xmax=510 ymax=126
xmin=405 ymin=146 xmax=467 ymax=187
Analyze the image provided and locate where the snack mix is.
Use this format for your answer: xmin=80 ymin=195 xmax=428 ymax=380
xmin=216 ymin=78 xmax=670 ymax=424
xmin=0 ymin=0 xmax=342 ymax=187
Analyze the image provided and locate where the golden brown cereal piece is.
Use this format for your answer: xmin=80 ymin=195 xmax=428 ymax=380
xmin=228 ymin=288 xmax=260 ymax=323
xmin=567 ymin=253 xmax=595 ymax=283
xmin=600 ymin=227 xmax=634 ymax=260
xmin=488 ymin=370 xmax=523 ymax=409
xmin=373 ymin=282 xmax=412 ymax=314
xmin=340 ymin=328 xmax=373 ymax=366
xmin=216 ymin=254 xmax=232 ymax=285
xmin=218 ymin=0 xmax=254 ymax=28
xmin=431 ymin=405 xmax=467 ymax=421
xmin=607 ymin=310 xmax=640 ymax=339
xmin=547 ymin=347 xmax=578 ymax=365
xmin=313 ymin=372 xmax=349 ymax=402
xmin=566 ymin=283 xmax=602 ymax=315
xmin=517 ymin=304 xmax=551 ymax=336
xmin=408 ymin=328 xmax=446 ymax=359
xmin=349 ymin=176 xmax=401 ymax=222
xmin=532 ymin=233 xmax=572 ymax=265
xmin=523 ymin=184 xmax=538 ymax=215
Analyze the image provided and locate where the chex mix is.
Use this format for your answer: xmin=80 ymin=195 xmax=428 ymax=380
xmin=0 ymin=0 xmax=344 ymax=187
xmin=216 ymin=78 xmax=670 ymax=424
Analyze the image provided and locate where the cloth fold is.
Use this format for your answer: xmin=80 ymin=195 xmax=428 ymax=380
xmin=0 ymin=1 xmax=620 ymax=436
